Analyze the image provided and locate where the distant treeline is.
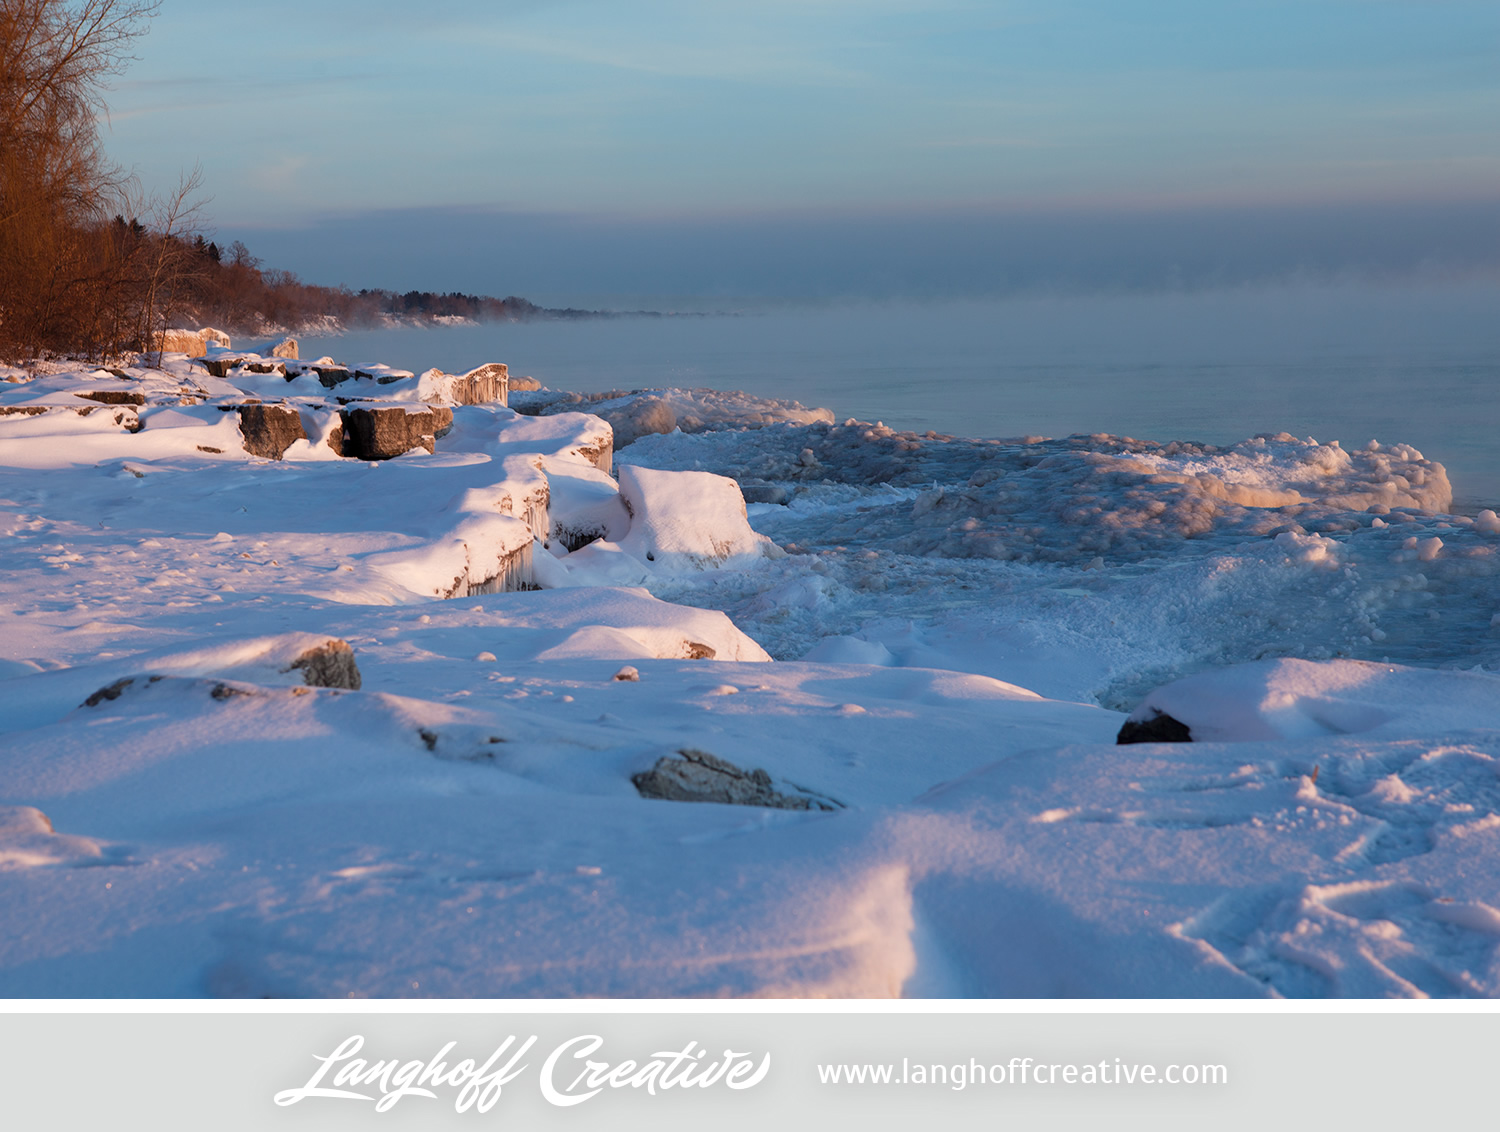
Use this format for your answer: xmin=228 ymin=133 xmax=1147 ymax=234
xmin=0 ymin=0 xmax=627 ymax=365
xmin=157 ymin=236 xmax=625 ymax=335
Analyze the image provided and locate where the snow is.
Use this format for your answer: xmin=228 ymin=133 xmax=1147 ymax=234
xmin=3 ymin=351 xmax=1500 ymax=998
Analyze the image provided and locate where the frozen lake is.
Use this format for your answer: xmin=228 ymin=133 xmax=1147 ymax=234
xmin=305 ymin=280 xmax=1500 ymax=508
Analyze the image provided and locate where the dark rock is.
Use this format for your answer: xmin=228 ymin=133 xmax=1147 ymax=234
xmin=631 ymin=748 xmax=842 ymax=810
xmin=312 ymin=366 xmax=351 ymax=388
xmin=74 ymin=389 xmax=145 ymax=406
xmin=237 ymin=403 xmax=307 ymax=460
xmin=283 ymin=639 xmax=361 ymax=689
xmin=1116 ymin=709 xmax=1193 ymax=744
xmin=339 ymin=406 xmax=453 ymax=460
xmin=201 ymin=357 xmax=245 ymax=378
xmin=82 ymin=677 xmax=134 ymax=707
xmin=0 ymin=406 xmax=47 ymax=417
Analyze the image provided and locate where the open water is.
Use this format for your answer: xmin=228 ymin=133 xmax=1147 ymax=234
xmin=304 ymin=280 xmax=1500 ymax=508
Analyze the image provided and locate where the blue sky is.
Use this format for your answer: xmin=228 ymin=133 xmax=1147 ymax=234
xmin=102 ymin=0 xmax=1500 ymax=299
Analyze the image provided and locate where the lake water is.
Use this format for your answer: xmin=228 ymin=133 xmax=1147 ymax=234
xmin=303 ymin=281 xmax=1500 ymax=509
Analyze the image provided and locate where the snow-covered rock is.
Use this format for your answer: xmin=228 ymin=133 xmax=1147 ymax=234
xmin=616 ymin=464 xmax=779 ymax=573
xmin=1121 ymin=659 xmax=1500 ymax=744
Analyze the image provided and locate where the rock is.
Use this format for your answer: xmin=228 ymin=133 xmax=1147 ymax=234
xmin=237 ymin=403 xmax=307 ymax=460
xmin=416 ymin=363 xmax=509 ymax=406
xmin=82 ymin=677 xmax=134 ymax=707
xmin=324 ymin=414 xmax=345 ymax=456
xmin=613 ymin=665 xmax=640 ymax=682
xmin=339 ymin=405 xmax=454 ymax=460
xmin=1116 ymin=709 xmax=1193 ymax=744
xmin=264 ymin=336 xmax=298 ymax=360
xmin=160 ymin=327 xmax=230 ymax=356
xmin=312 ymin=366 xmax=351 ymax=388
xmin=160 ymin=328 xmax=206 ymax=355
xmin=73 ymin=389 xmax=145 ymax=406
xmin=200 ymin=357 xmax=244 ymax=378
xmin=573 ymin=431 xmax=613 ymax=476
xmin=631 ymin=748 xmax=842 ymax=811
xmin=282 ymin=639 xmax=361 ymax=689
xmin=510 ymin=375 xmax=542 ymax=392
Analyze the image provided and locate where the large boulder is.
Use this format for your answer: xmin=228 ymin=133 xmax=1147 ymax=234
xmin=339 ymin=405 xmax=454 ymax=460
xmin=238 ymin=403 xmax=307 ymax=460
xmin=263 ymin=336 xmax=298 ymax=360
xmin=160 ymin=327 xmax=231 ymax=356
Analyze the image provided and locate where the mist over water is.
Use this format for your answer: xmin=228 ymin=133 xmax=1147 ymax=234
xmin=304 ymin=279 xmax=1500 ymax=507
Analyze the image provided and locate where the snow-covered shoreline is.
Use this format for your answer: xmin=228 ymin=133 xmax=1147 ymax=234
xmin=4 ymin=346 xmax=1500 ymax=997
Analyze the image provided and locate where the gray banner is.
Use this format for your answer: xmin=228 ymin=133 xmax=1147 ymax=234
xmin=0 ymin=1010 xmax=1491 ymax=1129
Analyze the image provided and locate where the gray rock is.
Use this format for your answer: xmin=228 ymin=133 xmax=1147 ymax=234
xmin=237 ymin=403 xmax=307 ymax=460
xmin=74 ymin=389 xmax=145 ymax=406
xmin=312 ymin=366 xmax=351 ymax=388
xmin=632 ymin=748 xmax=842 ymax=810
xmin=339 ymin=405 xmax=454 ymax=460
xmin=200 ymin=357 xmax=244 ymax=378
xmin=283 ymin=639 xmax=362 ymax=690
xmin=82 ymin=677 xmax=134 ymax=707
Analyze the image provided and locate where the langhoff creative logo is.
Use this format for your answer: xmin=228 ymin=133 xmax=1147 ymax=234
xmin=273 ymin=1034 xmax=772 ymax=1113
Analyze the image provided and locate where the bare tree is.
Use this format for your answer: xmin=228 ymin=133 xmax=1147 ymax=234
xmin=131 ymin=164 xmax=208 ymax=363
xmin=0 ymin=0 xmax=160 ymax=360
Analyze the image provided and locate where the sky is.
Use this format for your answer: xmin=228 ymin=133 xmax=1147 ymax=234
xmin=101 ymin=0 xmax=1500 ymax=302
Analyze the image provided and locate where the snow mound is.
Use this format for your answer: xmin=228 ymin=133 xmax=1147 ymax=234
xmin=0 ymin=806 xmax=111 ymax=870
xmin=616 ymin=465 xmax=779 ymax=573
xmin=1122 ymin=659 xmax=1500 ymax=743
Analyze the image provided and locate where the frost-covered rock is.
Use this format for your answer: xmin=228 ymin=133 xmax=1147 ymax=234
xmin=632 ymin=748 xmax=842 ymax=810
xmin=416 ymin=363 xmax=508 ymax=407
xmin=263 ymin=336 xmax=299 ymax=360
